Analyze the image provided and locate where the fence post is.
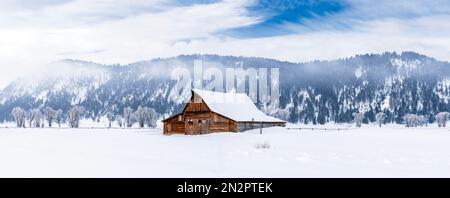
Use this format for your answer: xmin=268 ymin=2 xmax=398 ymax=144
xmin=252 ymin=118 xmax=254 ymax=130
xmin=260 ymin=121 xmax=262 ymax=134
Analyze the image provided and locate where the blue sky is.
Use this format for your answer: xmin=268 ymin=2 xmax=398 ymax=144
xmin=225 ymin=0 xmax=348 ymax=37
xmin=1 ymin=0 xmax=450 ymax=87
xmin=222 ymin=0 xmax=450 ymax=38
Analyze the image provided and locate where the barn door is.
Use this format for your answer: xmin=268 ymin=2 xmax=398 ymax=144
xmin=200 ymin=120 xmax=210 ymax=134
xmin=186 ymin=118 xmax=210 ymax=135
xmin=185 ymin=118 xmax=195 ymax=135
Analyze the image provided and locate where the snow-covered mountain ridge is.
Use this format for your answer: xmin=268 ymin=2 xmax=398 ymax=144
xmin=1 ymin=52 xmax=450 ymax=124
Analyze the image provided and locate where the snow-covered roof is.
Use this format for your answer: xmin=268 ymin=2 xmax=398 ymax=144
xmin=192 ymin=89 xmax=285 ymax=123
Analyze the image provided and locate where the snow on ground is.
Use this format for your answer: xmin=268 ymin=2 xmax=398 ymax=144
xmin=1 ymin=124 xmax=450 ymax=178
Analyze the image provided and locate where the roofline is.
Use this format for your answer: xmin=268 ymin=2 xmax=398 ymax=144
xmin=164 ymin=89 xmax=287 ymax=123
xmin=212 ymin=111 xmax=286 ymax=123
xmin=191 ymin=89 xmax=247 ymax=123
xmin=237 ymin=121 xmax=287 ymax=123
xmin=162 ymin=112 xmax=183 ymax=122
xmin=192 ymin=89 xmax=286 ymax=123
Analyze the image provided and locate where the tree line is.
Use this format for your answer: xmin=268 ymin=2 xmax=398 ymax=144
xmin=352 ymin=112 xmax=450 ymax=128
xmin=11 ymin=106 xmax=158 ymax=129
xmin=270 ymin=108 xmax=450 ymax=128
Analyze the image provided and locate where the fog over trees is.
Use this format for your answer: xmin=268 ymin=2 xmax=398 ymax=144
xmin=4 ymin=53 xmax=450 ymax=126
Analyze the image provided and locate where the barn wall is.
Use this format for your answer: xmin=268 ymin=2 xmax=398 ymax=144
xmin=209 ymin=113 xmax=237 ymax=133
xmin=184 ymin=100 xmax=210 ymax=112
xmin=184 ymin=112 xmax=211 ymax=135
xmin=164 ymin=97 xmax=213 ymax=135
xmin=237 ymin=122 xmax=286 ymax=132
xmin=163 ymin=115 xmax=185 ymax=135
xmin=183 ymin=99 xmax=239 ymax=134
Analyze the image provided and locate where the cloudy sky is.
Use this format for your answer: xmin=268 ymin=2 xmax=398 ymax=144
xmin=1 ymin=0 xmax=450 ymax=88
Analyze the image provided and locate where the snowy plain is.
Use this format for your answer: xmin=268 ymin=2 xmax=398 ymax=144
xmin=1 ymin=123 xmax=450 ymax=178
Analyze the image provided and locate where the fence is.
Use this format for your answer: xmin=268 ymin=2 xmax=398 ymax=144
xmin=286 ymin=127 xmax=350 ymax=131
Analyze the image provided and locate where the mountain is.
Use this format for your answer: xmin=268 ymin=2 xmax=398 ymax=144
xmin=1 ymin=52 xmax=450 ymax=124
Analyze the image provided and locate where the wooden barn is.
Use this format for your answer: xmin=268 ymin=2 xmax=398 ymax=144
xmin=163 ymin=89 xmax=286 ymax=135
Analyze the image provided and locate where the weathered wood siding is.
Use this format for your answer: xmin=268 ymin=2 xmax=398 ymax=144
xmin=237 ymin=122 xmax=286 ymax=132
xmin=209 ymin=113 xmax=237 ymax=133
xmin=164 ymin=96 xmax=238 ymax=135
xmin=163 ymin=114 xmax=185 ymax=135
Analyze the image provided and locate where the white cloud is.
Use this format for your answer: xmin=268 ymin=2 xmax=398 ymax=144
xmin=344 ymin=0 xmax=450 ymax=19
xmin=1 ymin=0 xmax=450 ymax=89
xmin=163 ymin=14 xmax=450 ymax=63
xmin=0 ymin=0 xmax=260 ymax=88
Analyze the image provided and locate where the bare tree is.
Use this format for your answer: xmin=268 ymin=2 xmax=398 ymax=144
xmin=435 ymin=112 xmax=450 ymax=127
xmin=135 ymin=106 xmax=146 ymax=128
xmin=106 ymin=112 xmax=115 ymax=128
xmin=403 ymin=114 xmax=421 ymax=127
xmin=11 ymin=107 xmax=26 ymax=128
xmin=43 ymin=107 xmax=56 ymax=128
xmin=54 ymin=109 xmax=63 ymax=128
xmin=352 ymin=112 xmax=364 ymax=127
xmin=24 ymin=109 xmax=44 ymax=128
xmin=418 ymin=115 xmax=428 ymax=127
xmin=26 ymin=110 xmax=35 ymax=128
xmin=116 ymin=115 xmax=124 ymax=128
xmin=403 ymin=114 xmax=414 ymax=127
xmin=68 ymin=106 xmax=84 ymax=128
xmin=40 ymin=113 xmax=45 ymax=128
xmin=375 ymin=112 xmax=386 ymax=127
xmin=123 ymin=107 xmax=135 ymax=128
xmin=33 ymin=109 xmax=43 ymax=128
xmin=144 ymin=107 xmax=158 ymax=128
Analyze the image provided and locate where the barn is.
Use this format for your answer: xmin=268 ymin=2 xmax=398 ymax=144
xmin=163 ymin=89 xmax=286 ymax=135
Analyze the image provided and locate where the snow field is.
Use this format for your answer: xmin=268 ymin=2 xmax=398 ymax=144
xmin=0 ymin=125 xmax=450 ymax=177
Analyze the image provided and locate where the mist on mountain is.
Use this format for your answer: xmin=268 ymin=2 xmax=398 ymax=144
xmin=1 ymin=51 xmax=449 ymax=125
